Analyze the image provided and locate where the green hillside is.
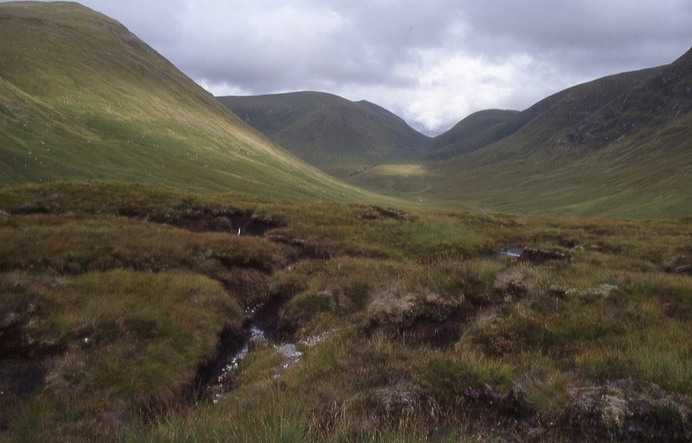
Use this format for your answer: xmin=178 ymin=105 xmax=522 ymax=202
xmin=352 ymin=53 xmax=692 ymax=217
xmin=217 ymin=54 xmax=690 ymax=217
xmin=0 ymin=2 xmax=381 ymax=203
xmin=558 ymin=48 xmax=692 ymax=150
xmin=429 ymin=67 xmax=659 ymax=159
xmin=218 ymin=91 xmax=430 ymax=178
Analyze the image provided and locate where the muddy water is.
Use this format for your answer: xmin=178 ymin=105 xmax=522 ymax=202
xmin=0 ymin=359 xmax=44 ymax=399
xmin=0 ymin=359 xmax=44 ymax=430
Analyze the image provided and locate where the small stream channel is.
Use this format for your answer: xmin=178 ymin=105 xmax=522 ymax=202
xmin=195 ymin=297 xmax=327 ymax=405
xmin=501 ymin=247 xmax=525 ymax=258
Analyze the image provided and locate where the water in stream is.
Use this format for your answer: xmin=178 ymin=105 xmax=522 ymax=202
xmin=502 ymin=247 xmax=525 ymax=258
xmin=201 ymin=301 xmax=330 ymax=405
xmin=207 ymin=324 xmax=267 ymax=404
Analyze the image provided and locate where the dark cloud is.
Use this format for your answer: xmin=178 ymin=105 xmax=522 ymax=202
xmin=3 ymin=0 xmax=691 ymax=134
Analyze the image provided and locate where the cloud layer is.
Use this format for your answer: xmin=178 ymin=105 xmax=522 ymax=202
xmin=6 ymin=1 xmax=691 ymax=134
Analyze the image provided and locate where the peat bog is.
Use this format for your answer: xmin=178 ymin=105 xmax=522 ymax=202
xmin=0 ymin=182 xmax=689 ymax=442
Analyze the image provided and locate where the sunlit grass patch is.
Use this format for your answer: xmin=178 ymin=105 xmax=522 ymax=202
xmin=364 ymin=164 xmax=428 ymax=177
xmin=364 ymin=215 xmax=496 ymax=258
xmin=575 ymin=319 xmax=691 ymax=394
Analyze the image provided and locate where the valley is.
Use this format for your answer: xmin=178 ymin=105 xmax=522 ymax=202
xmin=0 ymin=2 xmax=689 ymax=442
xmin=220 ymin=50 xmax=692 ymax=218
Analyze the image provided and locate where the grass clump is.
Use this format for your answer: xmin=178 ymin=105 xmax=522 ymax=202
xmin=1 ymin=270 xmax=240 ymax=441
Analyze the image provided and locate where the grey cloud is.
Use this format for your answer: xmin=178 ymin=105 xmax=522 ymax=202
xmin=175 ymin=1 xmax=437 ymax=91
xmin=459 ymin=1 xmax=692 ymax=75
xmin=89 ymin=0 xmax=188 ymax=48
xmin=2 ymin=0 xmax=690 ymax=134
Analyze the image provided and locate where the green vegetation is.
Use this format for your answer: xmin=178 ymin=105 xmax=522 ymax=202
xmin=218 ymin=92 xmax=430 ymax=178
xmin=0 ymin=2 xmax=380 ymax=204
xmin=0 ymin=182 xmax=689 ymax=441
xmin=0 ymin=3 xmax=689 ymax=442
xmin=226 ymin=54 xmax=692 ymax=218
xmin=2 ymin=270 xmax=238 ymax=442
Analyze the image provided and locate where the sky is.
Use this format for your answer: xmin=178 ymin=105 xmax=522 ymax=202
xmin=8 ymin=1 xmax=692 ymax=135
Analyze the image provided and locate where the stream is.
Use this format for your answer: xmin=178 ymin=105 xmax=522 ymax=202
xmin=198 ymin=299 xmax=329 ymax=405
xmin=501 ymin=247 xmax=525 ymax=258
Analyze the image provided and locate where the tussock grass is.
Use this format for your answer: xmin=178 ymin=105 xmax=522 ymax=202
xmin=1 ymin=270 xmax=239 ymax=441
xmin=0 ymin=213 xmax=290 ymax=281
xmin=576 ymin=321 xmax=691 ymax=394
xmin=0 ymin=182 xmax=690 ymax=441
xmin=418 ymin=351 xmax=516 ymax=403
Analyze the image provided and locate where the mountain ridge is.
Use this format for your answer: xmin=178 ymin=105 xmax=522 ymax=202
xmin=220 ymin=49 xmax=691 ymax=216
xmin=557 ymin=47 xmax=692 ymax=150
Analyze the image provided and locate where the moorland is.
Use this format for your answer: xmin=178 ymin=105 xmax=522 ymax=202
xmin=0 ymin=2 xmax=690 ymax=442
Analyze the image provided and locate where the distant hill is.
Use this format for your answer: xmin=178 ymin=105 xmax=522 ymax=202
xmin=218 ymin=92 xmax=430 ymax=178
xmin=0 ymin=2 xmax=376 ymax=203
xmin=355 ymin=49 xmax=692 ymax=216
xmin=224 ymin=49 xmax=690 ymax=216
xmin=428 ymin=109 xmax=521 ymax=159
xmin=429 ymin=67 xmax=659 ymax=160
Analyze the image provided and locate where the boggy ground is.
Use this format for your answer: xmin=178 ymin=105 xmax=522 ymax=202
xmin=0 ymin=181 xmax=689 ymax=442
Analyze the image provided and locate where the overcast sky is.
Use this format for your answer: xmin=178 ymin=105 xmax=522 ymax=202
xmin=10 ymin=1 xmax=692 ymax=135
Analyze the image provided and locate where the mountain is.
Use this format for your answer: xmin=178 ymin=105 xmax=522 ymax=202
xmin=557 ymin=48 xmax=692 ymax=150
xmin=0 ymin=2 xmax=376 ymax=203
xmin=428 ymin=109 xmax=521 ymax=159
xmin=354 ymin=52 xmax=692 ymax=217
xmin=2 ymin=2 xmax=688 ymax=217
xmin=218 ymin=91 xmax=430 ymax=178
xmin=216 ymin=51 xmax=691 ymax=216
xmin=429 ymin=67 xmax=659 ymax=159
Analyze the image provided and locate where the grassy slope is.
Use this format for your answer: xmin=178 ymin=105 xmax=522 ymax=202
xmin=0 ymin=2 xmax=384 ymax=204
xmin=218 ymin=91 xmax=431 ymax=178
xmin=352 ymin=58 xmax=692 ymax=217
